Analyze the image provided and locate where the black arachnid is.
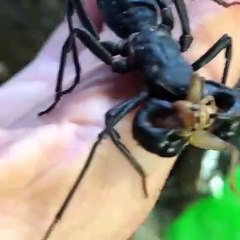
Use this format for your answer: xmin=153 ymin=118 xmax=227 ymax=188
xmin=39 ymin=1 xmax=240 ymax=239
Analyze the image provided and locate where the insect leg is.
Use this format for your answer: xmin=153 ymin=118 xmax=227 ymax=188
xmin=40 ymin=92 xmax=147 ymax=240
xmin=69 ymin=1 xmax=127 ymax=57
xmin=39 ymin=28 xmax=131 ymax=116
xmin=39 ymin=0 xmax=102 ymax=116
xmin=191 ymin=34 xmax=232 ymax=85
xmin=212 ymin=0 xmax=240 ymax=7
xmin=104 ymin=92 xmax=149 ymax=197
xmin=190 ymin=130 xmax=240 ymax=194
xmin=100 ymin=40 xmax=128 ymax=56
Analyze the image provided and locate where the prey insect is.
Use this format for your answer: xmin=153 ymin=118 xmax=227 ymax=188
xmin=39 ymin=0 xmax=233 ymax=116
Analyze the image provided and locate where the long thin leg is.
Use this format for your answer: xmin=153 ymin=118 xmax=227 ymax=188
xmin=41 ymin=92 xmax=148 ymax=240
xmin=39 ymin=34 xmax=78 ymax=116
xmin=212 ymin=0 xmax=240 ymax=7
xmin=38 ymin=1 xmax=81 ymax=116
xmin=70 ymin=0 xmax=99 ymax=39
xmin=172 ymin=0 xmax=193 ymax=52
xmin=156 ymin=0 xmax=193 ymax=51
xmin=61 ymin=0 xmax=81 ymax=95
xmin=192 ymin=34 xmax=232 ymax=85
xmin=155 ymin=0 xmax=174 ymax=30
xmin=39 ymin=27 xmax=131 ymax=116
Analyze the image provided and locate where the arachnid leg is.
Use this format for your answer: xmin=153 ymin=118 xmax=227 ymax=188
xmin=187 ymin=74 xmax=204 ymax=103
xmin=155 ymin=0 xmax=174 ymax=30
xmin=103 ymin=92 xmax=149 ymax=197
xmin=69 ymin=0 xmax=99 ymax=39
xmin=189 ymin=130 xmax=240 ymax=194
xmin=38 ymin=1 xmax=81 ymax=116
xmin=69 ymin=1 xmax=129 ymax=59
xmin=40 ymin=92 xmax=148 ymax=240
xmin=212 ymin=0 xmax=240 ymax=7
xmin=39 ymin=27 xmax=131 ymax=116
xmin=156 ymin=0 xmax=193 ymax=51
xmin=172 ymin=0 xmax=193 ymax=52
xmin=192 ymin=34 xmax=232 ymax=85
xmin=133 ymin=98 xmax=188 ymax=157
xmin=39 ymin=0 xmax=130 ymax=116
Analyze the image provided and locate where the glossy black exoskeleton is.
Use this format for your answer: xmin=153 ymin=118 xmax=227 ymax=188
xmin=39 ymin=0 xmax=233 ymax=115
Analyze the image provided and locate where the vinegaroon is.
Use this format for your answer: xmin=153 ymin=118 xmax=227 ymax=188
xmin=39 ymin=1 xmax=239 ymax=239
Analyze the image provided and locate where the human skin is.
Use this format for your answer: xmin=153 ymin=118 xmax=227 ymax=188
xmin=0 ymin=1 xmax=240 ymax=240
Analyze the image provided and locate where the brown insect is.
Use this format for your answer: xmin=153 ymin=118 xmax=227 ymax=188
xmin=168 ymin=74 xmax=239 ymax=193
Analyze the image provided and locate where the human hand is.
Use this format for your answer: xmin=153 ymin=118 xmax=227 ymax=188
xmin=0 ymin=1 xmax=240 ymax=240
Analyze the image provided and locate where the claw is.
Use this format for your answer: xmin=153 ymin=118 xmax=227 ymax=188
xmin=179 ymin=34 xmax=193 ymax=52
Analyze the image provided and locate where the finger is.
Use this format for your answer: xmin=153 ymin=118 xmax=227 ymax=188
xmin=183 ymin=6 xmax=240 ymax=87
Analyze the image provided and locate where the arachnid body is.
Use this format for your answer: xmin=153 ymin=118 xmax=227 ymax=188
xmin=39 ymin=0 xmax=233 ymax=115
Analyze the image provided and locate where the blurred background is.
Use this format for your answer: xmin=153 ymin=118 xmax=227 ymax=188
xmin=1 ymin=1 xmax=240 ymax=239
xmin=0 ymin=0 xmax=65 ymax=82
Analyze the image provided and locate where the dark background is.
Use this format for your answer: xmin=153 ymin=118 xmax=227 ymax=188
xmin=0 ymin=0 xmax=65 ymax=82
